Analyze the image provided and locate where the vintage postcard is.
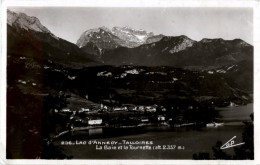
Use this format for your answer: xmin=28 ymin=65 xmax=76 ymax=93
xmin=0 ymin=0 xmax=259 ymax=164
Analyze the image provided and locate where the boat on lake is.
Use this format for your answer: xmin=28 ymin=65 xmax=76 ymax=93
xmin=206 ymin=122 xmax=224 ymax=127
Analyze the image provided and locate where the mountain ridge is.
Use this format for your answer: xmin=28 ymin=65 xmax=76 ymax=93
xmin=7 ymin=10 xmax=100 ymax=68
xmin=76 ymin=26 xmax=159 ymax=54
xmin=7 ymin=9 xmax=59 ymax=40
xmin=7 ymin=10 xmax=253 ymax=70
xmin=99 ymin=34 xmax=252 ymax=68
xmin=76 ymin=26 xmax=252 ymax=69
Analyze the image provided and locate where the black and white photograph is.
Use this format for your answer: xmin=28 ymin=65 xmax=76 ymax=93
xmin=1 ymin=0 xmax=259 ymax=164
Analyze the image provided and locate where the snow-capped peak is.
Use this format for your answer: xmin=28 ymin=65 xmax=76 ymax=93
xmin=76 ymin=26 xmax=156 ymax=50
xmin=111 ymin=26 xmax=154 ymax=43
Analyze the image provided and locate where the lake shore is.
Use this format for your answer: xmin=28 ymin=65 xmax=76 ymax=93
xmin=51 ymin=103 xmax=253 ymax=159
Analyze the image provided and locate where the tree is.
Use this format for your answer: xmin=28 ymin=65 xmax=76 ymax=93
xmin=193 ymin=113 xmax=254 ymax=160
xmin=233 ymin=113 xmax=254 ymax=159
xmin=41 ymin=93 xmax=71 ymax=159
xmin=212 ymin=141 xmax=232 ymax=159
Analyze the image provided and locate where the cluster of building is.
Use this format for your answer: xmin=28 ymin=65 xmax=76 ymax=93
xmin=58 ymin=104 xmax=165 ymax=114
xmin=112 ymin=104 xmax=166 ymax=112
xmin=71 ymin=116 xmax=103 ymax=126
xmin=55 ymin=104 xmax=169 ymax=128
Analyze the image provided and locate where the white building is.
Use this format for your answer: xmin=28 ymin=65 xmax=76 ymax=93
xmin=141 ymin=118 xmax=149 ymax=123
xmin=158 ymin=115 xmax=165 ymax=121
xmin=88 ymin=118 xmax=102 ymax=125
xmin=61 ymin=108 xmax=71 ymax=113
xmin=146 ymin=107 xmax=156 ymax=112
xmin=113 ymin=107 xmax=126 ymax=111
xmin=79 ymin=108 xmax=90 ymax=113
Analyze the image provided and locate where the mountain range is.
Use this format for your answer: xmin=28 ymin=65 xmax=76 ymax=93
xmin=7 ymin=9 xmax=253 ymax=70
xmin=6 ymin=10 xmax=253 ymax=91
xmin=77 ymin=26 xmax=252 ymax=68
xmin=6 ymin=9 xmax=253 ymax=93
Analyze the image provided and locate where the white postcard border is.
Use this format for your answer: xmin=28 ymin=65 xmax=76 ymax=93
xmin=1 ymin=0 xmax=260 ymax=165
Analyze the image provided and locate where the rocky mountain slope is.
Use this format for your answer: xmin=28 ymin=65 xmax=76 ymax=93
xmin=100 ymin=36 xmax=253 ymax=68
xmin=76 ymin=25 xmax=252 ymax=69
xmin=7 ymin=10 xmax=55 ymax=36
xmin=111 ymin=26 xmax=154 ymax=46
xmin=7 ymin=10 xmax=99 ymax=68
xmin=76 ymin=26 xmax=160 ymax=56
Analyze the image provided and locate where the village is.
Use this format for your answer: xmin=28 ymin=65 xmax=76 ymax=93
xmin=56 ymin=104 xmax=168 ymax=128
xmin=50 ymin=101 xmax=220 ymax=139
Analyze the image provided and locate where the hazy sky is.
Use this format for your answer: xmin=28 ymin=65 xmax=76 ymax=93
xmin=9 ymin=7 xmax=253 ymax=44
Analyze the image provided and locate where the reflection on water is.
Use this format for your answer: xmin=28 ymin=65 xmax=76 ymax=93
xmin=216 ymin=103 xmax=253 ymax=125
xmin=89 ymin=128 xmax=103 ymax=136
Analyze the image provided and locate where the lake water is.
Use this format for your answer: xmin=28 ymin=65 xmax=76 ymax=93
xmin=54 ymin=103 xmax=253 ymax=159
